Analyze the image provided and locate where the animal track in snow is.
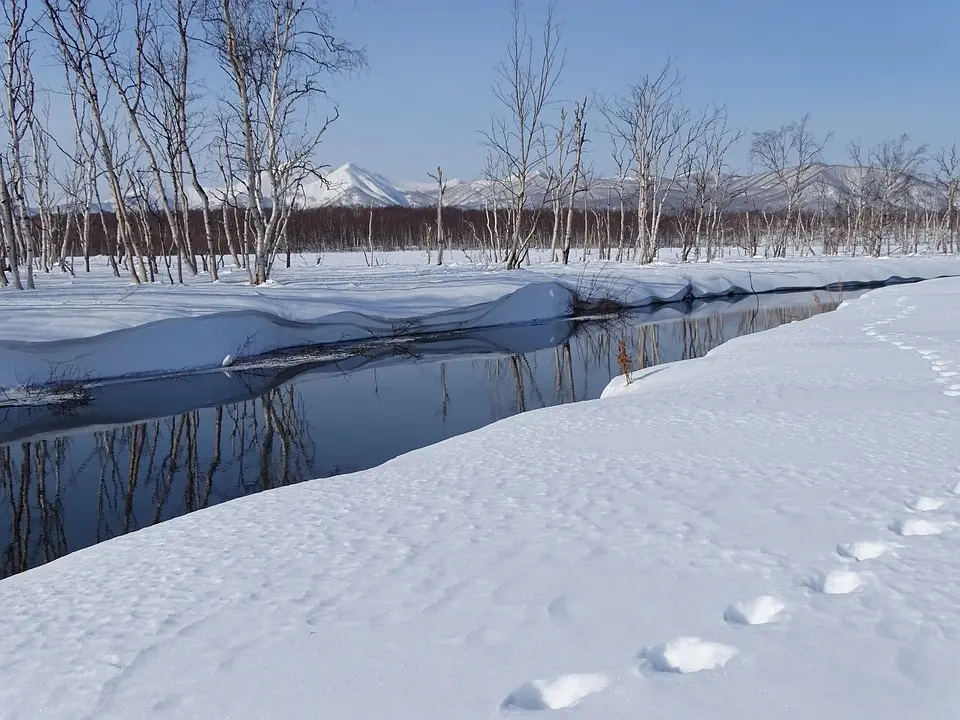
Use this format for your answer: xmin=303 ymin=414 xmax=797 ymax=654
xmin=836 ymin=540 xmax=893 ymax=561
xmin=723 ymin=595 xmax=786 ymax=625
xmin=501 ymin=673 xmax=609 ymax=712
xmin=891 ymin=518 xmax=944 ymax=537
xmin=546 ymin=596 xmax=569 ymax=623
xmin=906 ymin=497 xmax=945 ymax=512
xmin=640 ymin=637 xmax=738 ymax=673
xmin=811 ymin=569 xmax=864 ymax=595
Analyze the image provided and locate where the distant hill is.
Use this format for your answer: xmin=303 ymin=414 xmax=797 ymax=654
xmin=87 ymin=162 xmax=948 ymax=214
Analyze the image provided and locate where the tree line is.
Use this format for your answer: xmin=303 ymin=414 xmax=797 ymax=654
xmin=0 ymin=0 xmax=957 ymax=290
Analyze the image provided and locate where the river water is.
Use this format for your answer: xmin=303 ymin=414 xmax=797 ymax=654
xmin=0 ymin=290 xmax=853 ymax=578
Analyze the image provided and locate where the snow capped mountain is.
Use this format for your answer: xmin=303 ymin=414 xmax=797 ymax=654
xmin=300 ymin=163 xmax=414 ymax=208
xmin=315 ymin=162 xmax=947 ymax=213
xmin=86 ymin=162 xmax=950 ymax=214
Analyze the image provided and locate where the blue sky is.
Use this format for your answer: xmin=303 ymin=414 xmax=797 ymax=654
xmin=328 ymin=0 xmax=960 ymax=183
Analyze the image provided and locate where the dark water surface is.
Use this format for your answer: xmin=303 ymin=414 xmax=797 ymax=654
xmin=0 ymin=290 xmax=852 ymax=578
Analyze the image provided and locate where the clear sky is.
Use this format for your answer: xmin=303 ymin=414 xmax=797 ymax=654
xmin=327 ymin=0 xmax=960 ymax=184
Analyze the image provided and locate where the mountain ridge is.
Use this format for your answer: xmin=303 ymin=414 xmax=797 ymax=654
xmin=316 ymin=162 xmax=949 ymax=213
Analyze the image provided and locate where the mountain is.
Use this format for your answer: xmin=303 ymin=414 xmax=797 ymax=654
xmin=299 ymin=163 xmax=414 ymax=208
xmin=83 ymin=162 xmax=951 ymax=214
xmin=426 ymin=164 xmax=947 ymax=214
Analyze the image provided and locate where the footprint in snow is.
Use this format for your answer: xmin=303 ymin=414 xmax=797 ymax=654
xmin=640 ymin=637 xmax=738 ymax=673
xmin=546 ymin=596 xmax=570 ymax=623
xmin=809 ymin=569 xmax=864 ymax=595
xmin=501 ymin=673 xmax=609 ymax=712
xmin=836 ymin=540 xmax=894 ymax=561
xmin=891 ymin=518 xmax=944 ymax=537
xmin=906 ymin=497 xmax=945 ymax=512
xmin=723 ymin=595 xmax=786 ymax=626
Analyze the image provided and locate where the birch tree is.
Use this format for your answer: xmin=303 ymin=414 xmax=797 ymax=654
xmin=750 ymin=113 xmax=831 ymax=257
xmin=601 ymin=60 xmax=706 ymax=264
xmin=934 ymin=143 xmax=960 ymax=254
xmin=484 ymin=0 xmax=563 ymax=270
xmin=44 ymin=0 xmax=147 ymax=283
xmin=0 ymin=0 xmax=36 ymax=288
xmin=204 ymin=0 xmax=364 ymax=284
xmin=866 ymin=135 xmax=926 ymax=257
xmin=560 ymin=97 xmax=587 ymax=265
xmin=427 ymin=166 xmax=446 ymax=265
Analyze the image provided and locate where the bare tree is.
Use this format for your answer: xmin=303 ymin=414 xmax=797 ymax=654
xmin=866 ymin=135 xmax=927 ymax=257
xmin=427 ymin=166 xmax=446 ymax=265
xmin=601 ymin=59 xmax=705 ymax=264
xmin=934 ymin=143 xmax=960 ymax=254
xmin=44 ymin=0 xmax=149 ymax=284
xmin=750 ymin=113 xmax=831 ymax=257
xmin=484 ymin=0 xmax=563 ymax=269
xmin=561 ymin=96 xmax=587 ymax=265
xmin=605 ymin=129 xmax=633 ymax=262
xmin=547 ymin=106 xmax=568 ymax=262
xmin=0 ymin=0 xmax=36 ymax=288
xmin=205 ymin=0 xmax=364 ymax=284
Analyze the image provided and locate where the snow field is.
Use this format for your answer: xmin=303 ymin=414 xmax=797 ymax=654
xmin=4 ymin=277 xmax=960 ymax=718
xmin=3 ymin=252 xmax=960 ymax=394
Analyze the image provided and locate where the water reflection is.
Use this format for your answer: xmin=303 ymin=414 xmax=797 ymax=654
xmin=0 ymin=291 xmax=849 ymax=578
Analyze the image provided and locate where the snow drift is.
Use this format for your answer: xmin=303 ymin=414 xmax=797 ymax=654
xmin=4 ymin=278 xmax=960 ymax=719
xmin=3 ymin=255 xmax=960 ymax=393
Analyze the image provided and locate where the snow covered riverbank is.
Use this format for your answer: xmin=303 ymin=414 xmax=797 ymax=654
xmin=4 ymin=277 xmax=960 ymax=719
xmin=3 ymin=253 xmax=960 ymax=393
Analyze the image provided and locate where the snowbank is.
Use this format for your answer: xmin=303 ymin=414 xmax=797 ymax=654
xmin=4 ymin=277 xmax=960 ymax=719
xmin=3 ymin=253 xmax=960 ymax=391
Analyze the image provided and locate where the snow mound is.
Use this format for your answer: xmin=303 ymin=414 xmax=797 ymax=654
xmin=906 ymin=497 xmax=945 ymax=512
xmin=501 ymin=673 xmax=610 ymax=711
xmin=892 ymin=518 xmax=944 ymax=536
xmin=4 ymin=254 xmax=960 ymax=392
xmin=813 ymin=570 xmax=864 ymax=595
xmin=641 ymin=637 xmax=738 ymax=673
xmin=836 ymin=541 xmax=893 ymax=561
xmin=724 ymin=595 xmax=786 ymax=625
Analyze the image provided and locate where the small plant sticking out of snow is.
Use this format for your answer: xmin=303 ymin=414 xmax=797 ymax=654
xmin=616 ymin=337 xmax=633 ymax=384
xmin=1 ymin=365 xmax=92 ymax=411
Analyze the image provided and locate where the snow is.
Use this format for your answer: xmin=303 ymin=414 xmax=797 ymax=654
xmin=891 ymin=518 xmax=946 ymax=537
xmin=5 ymin=277 xmax=960 ymax=718
xmin=4 ymin=252 xmax=960 ymax=394
xmin=292 ymin=161 xmax=948 ymax=212
xmin=906 ymin=496 xmax=945 ymax=512
xmin=836 ymin=540 xmax=894 ymax=561
xmin=641 ymin=637 xmax=740 ymax=673
xmin=723 ymin=595 xmax=786 ymax=626
xmin=300 ymin=163 xmax=415 ymax=208
xmin=812 ymin=569 xmax=865 ymax=595
xmin=502 ymin=673 xmax=610 ymax=711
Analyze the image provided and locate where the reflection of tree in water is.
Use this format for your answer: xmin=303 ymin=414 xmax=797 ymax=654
xmin=480 ymin=297 xmax=842 ymax=420
xmin=1 ymin=298 xmax=842 ymax=579
xmin=1 ymin=438 xmax=69 ymax=577
xmin=0 ymin=385 xmax=313 ymax=578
